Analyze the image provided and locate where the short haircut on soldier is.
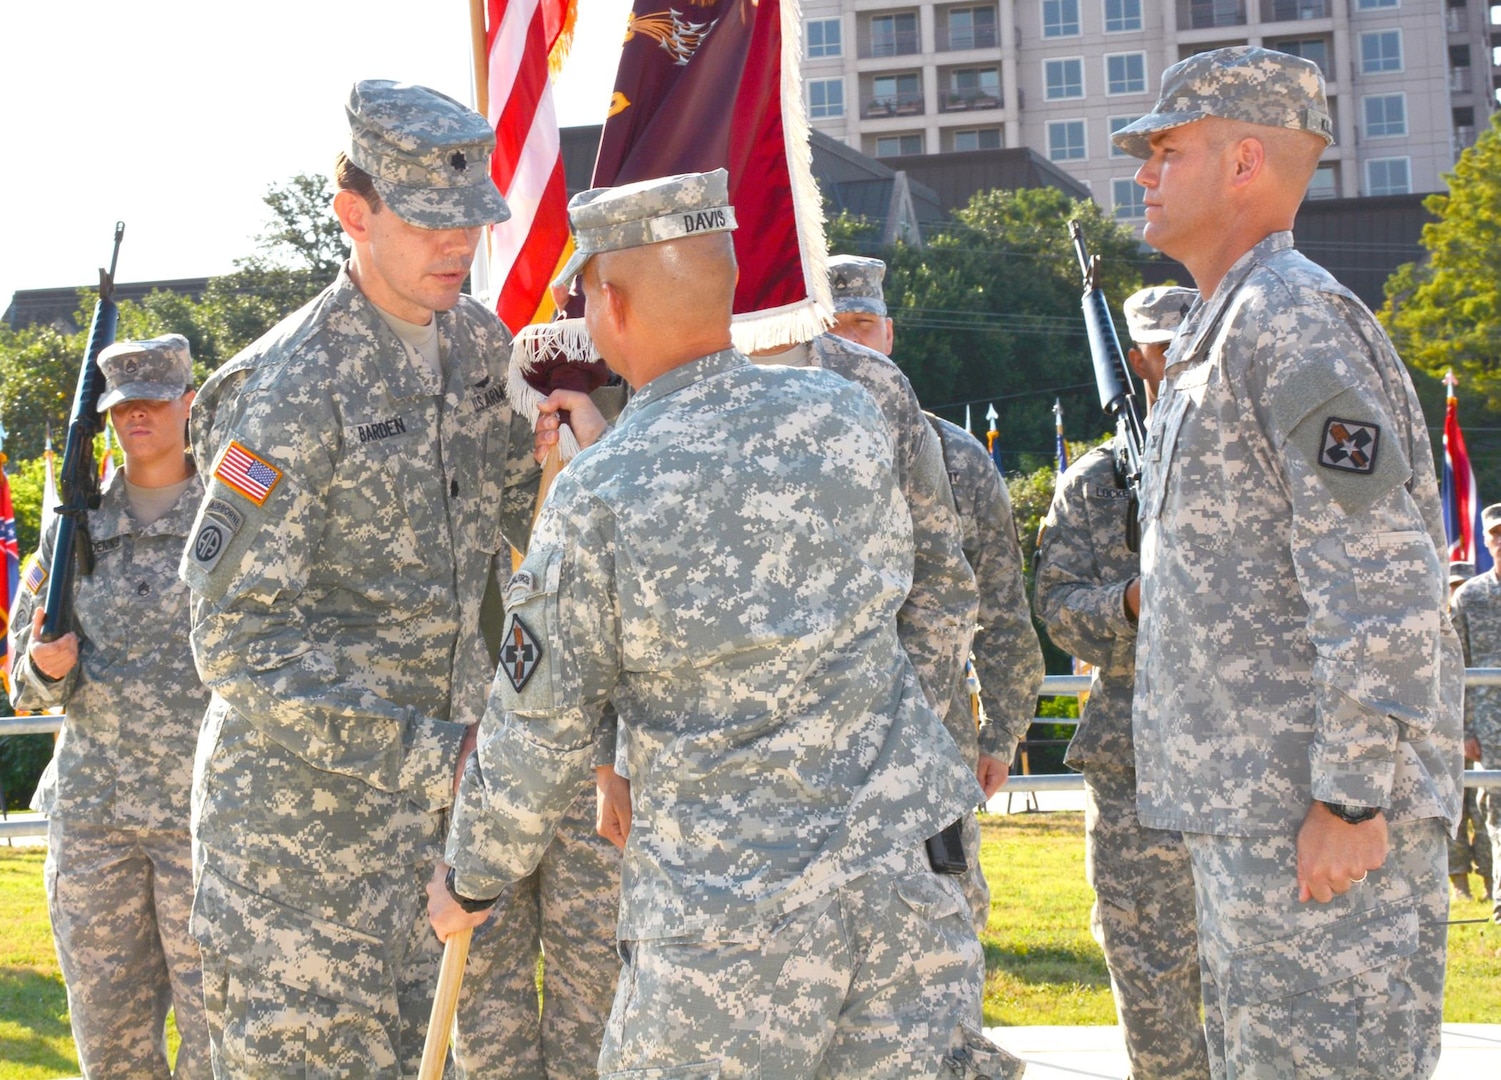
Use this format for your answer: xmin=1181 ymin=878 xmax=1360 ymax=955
xmin=1207 ymin=118 xmax=1324 ymax=193
xmin=334 ymin=151 xmax=383 ymax=212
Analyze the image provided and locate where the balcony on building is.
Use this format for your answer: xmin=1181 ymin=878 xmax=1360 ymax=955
xmin=1261 ymin=0 xmax=1327 ymax=23
xmin=1450 ymin=65 xmax=1472 ymax=94
xmin=1181 ymin=0 xmax=1246 ymax=30
xmin=862 ymin=71 xmax=926 ymax=118
xmin=1445 ymin=5 xmax=1468 ymax=35
xmin=939 ymin=65 xmax=1003 ymax=112
xmin=936 ymin=3 xmax=999 ymax=51
xmin=1268 ymin=35 xmax=1331 ymax=77
xmin=859 ymin=10 xmax=922 ymax=59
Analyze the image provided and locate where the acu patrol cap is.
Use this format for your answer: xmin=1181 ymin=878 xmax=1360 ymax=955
xmin=96 ymin=334 xmax=193 ymax=412
xmin=1123 ymin=285 xmax=1197 ymax=345
xmin=346 ymin=80 xmax=510 ymax=229
xmin=1483 ymin=503 xmax=1501 ymax=534
xmin=552 ymin=169 xmax=737 ymax=290
xmin=827 ymin=255 xmax=888 ymax=316
xmin=1449 ymin=560 xmax=1476 ymax=585
xmin=1111 ymin=46 xmax=1334 ymax=160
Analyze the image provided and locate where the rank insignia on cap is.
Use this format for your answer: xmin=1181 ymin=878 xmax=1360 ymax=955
xmin=500 ymin=614 xmax=543 ymax=693
xmin=23 ymin=557 xmax=47 ymax=595
xmin=213 ymin=441 xmax=283 ymax=506
xmin=1319 ymin=417 xmax=1380 ymax=474
xmin=449 ymin=150 xmax=467 ymax=171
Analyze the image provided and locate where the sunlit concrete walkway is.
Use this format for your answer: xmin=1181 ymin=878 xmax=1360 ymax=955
xmin=983 ymin=1023 xmax=1501 ymax=1078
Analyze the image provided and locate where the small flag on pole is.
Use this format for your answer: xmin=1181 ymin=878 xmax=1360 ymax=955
xmin=0 ymin=445 xmax=18 ymax=697
xmin=984 ymin=403 xmax=1001 ymax=474
xmin=42 ymin=424 xmax=60 ymax=540
xmin=1053 ymin=398 xmax=1069 ymax=474
xmin=1443 ymin=370 xmax=1492 ymax=573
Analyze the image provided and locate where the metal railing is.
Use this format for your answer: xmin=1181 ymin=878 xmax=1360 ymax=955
xmin=862 ymin=91 xmax=926 ymax=118
xmin=6 ymin=671 xmax=1501 ymax=838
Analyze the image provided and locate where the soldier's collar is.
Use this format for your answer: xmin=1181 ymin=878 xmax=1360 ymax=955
xmin=1167 ymin=231 xmax=1293 ymax=371
xmin=619 ymin=348 xmax=746 ymax=421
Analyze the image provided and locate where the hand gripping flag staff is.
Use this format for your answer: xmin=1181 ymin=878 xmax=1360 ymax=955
xmin=420 ymin=4 xmax=590 ymax=1076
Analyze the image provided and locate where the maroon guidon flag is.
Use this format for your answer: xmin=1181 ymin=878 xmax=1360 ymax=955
xmin=589 ymin=0 xmax=831 ymax=350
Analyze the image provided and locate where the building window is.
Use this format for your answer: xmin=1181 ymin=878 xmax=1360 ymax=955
xmin=1366 ymin=157 xmax=1410 ymax=195
xmin=1105 ymin=53 xmax=1147 ymax=95
xmin=1363 ymin=93 xmax=1406 ymax=138
xmin=1045 ymin=57 xmax=1085 ymax=99
xmin=1356 ymin=0 xmax=1398 ymax=9
xmin=946 ymin=6 xmax=998 ymax=49
xmin=807 ymin=18 xmax=842 ymax=59
xmin=808 ymin=78 xmax=845 ymax=119
xmin=1306 ymin=163 xmax=1338 ymax=199
xmin=871 ymin=12 xmax=920 ymax=57
xmin=1360 ymin=30 xmax=1402 ymax=74
xmin=1108 ymin=116 xmax=1138 ymax=156
xmin=1048 ymin=120 xmax=1088 ymax=160
xmin=1103 ymin=0 xmax=1143 ymax=32
xmin=1271 ymin=38 xmax=1329 ymax=77
xmin=1043 ymin=0 xmax=1081 ymax=37
xmin=954 ymin=128 xmax=1003 ymax=151
xmin=876 ymin=133 xmax=924 ymax=157
xmin=1113 ymin=178 xmax=1146 ymax=218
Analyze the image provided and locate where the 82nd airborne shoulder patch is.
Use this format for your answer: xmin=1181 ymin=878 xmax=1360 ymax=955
xmin=1318 ymin=417 xmax=1380 ymax=475
xmin=500 ymin=613 xmax=543 ymax=694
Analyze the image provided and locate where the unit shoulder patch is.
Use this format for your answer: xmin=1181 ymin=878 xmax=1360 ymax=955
xmin=500 ymin=614 xmax=543 ymax=694
xmin=1318 ymin=417 xmax=1380 ymax=475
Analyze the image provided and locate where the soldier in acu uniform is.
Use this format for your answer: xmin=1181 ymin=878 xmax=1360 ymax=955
xmin=1035 ymin=286 xmax=1210 ymax=1079
xmin=432 ymin=170 xmax=1023 ymax=1079
xmin=1117 ymin=47 xmax=1461 ymax=1076
xmin=9 ymin=335 xmax=210 ymax=1078
xmin=180 ymin=81 xmax=543 ymax=1075
xmin=1448 ymin=505 xmax=1501 ymax=916
xmin=826 ymin=253 xmax=1045 ymax=936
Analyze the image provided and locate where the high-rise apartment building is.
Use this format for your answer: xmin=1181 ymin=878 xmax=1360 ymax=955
xmin=801 ymin=0 xmax=1499 ymax=221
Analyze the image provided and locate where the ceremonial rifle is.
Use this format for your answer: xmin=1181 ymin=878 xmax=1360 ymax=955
xmin=40 ymin=222 xmax=124 ymax=642
xmin=1068 ymin=219 xmax=1146 ymax=551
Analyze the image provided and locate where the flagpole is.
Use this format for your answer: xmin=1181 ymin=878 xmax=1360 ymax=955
xmin=470 ymin=0 xmax=489 ymax=116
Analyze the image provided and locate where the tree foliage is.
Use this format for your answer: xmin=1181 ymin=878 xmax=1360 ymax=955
xmin=829 ymin=187 xmax=1145 ymax=475
xmin=1380 ymin=113 xmax=1501 ymax=407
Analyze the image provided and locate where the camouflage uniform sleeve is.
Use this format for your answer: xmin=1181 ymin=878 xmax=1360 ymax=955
xmin=1450 ymin=588 xmax=1476 ymax=743
xmin=1034 ymin=454 xmax=1136 ymax=668
xmin=1258 ymin=298 xmax=1445 ymax=810
xmin=968 ymin=457 xmax=1044 ymax=758
xmin=7 ymin=521 xmax=76 ymax=710
xmin=183 ymin=385 xmax=466 ymax=813
xmin=903 ymin=419 xmax=979 ymax=714
xmin=447 ymin=475 xmax=619 ymax=899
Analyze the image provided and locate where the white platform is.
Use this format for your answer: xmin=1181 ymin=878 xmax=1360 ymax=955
xmin=983 ymin=1024 xmax=1501 ymax=1078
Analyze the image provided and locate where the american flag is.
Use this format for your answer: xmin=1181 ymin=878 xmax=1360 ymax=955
xmin=476 ymin=0 xmax=576 ymax=333
xmin=1 ymin=461 xmax=18 ymax=695
xmin=214 ymin=442 xmax=282 ymax=506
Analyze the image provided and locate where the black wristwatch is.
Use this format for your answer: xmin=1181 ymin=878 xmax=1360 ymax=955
xmin=444 ymin=866 xmax=501 ymax=913
xmin=1320 ymin=801 xmax=1381 ymax=825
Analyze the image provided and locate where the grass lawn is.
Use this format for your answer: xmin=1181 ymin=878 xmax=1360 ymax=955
xmin=2 ymin=815 xmax=1497 ymax=1076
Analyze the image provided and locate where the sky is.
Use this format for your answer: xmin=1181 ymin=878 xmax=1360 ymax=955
xmin=0 ymin=0 xmax=633 ymax=309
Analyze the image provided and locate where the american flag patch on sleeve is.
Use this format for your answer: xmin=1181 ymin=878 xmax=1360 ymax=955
xmin=214 ymin=441 xmax=283 ymax=506
xmin=24 ymin=557 xmax=47 ymax=595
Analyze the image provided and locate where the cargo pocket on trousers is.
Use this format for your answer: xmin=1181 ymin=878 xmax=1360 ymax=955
xmin=599 ymin=1063 xmax=721 ymax=1079
xmin=942 ymin=1023 xmax=1026 ymax=1079
xmin=1222 ymin=901 xmax=1421 ymax=1072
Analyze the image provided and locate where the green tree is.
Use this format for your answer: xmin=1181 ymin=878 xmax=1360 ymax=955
xmin=828 ymin=187 xmax=1144 ymax=474
xmin=0 ymin=321 xmax=83 ymax=463
xmin=254 ymin=172 xmax=348 ymax=281
xmin=1380 ymin=113 xmax=1501 ymax=406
